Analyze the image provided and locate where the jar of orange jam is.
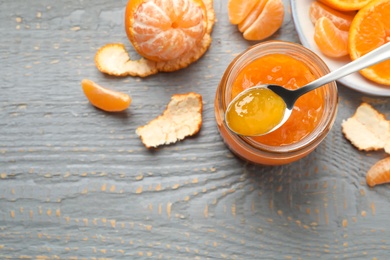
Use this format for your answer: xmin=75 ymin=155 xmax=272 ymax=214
xmin=214 ymin=41 xmax=338 ymax=165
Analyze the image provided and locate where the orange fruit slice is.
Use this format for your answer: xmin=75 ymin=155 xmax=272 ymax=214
xmin=314 ymin=16 xmax=349 ymax=57
xmin=309 ymin=1 xmax=355 ymax=31
xmin=228 ymin=0 xmax=284 ymax=41
xmin=319 ymin=0 xmax=373 ymax=11
xmin=348 ymin=0 xmax=390 ymax=85
xmin=125 ymin=0 xmax=208 ymax=62
xmin=81 ymin=79 xmax=131 ymax=112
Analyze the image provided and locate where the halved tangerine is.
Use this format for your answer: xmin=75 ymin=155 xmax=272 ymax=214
xmin=348 ymin=0 xmax=390 ymax=85
xmin=125 ymin=0 xmax=208 ymax=62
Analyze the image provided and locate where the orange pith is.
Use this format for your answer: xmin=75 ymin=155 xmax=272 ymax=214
xmin=314 ymin=16 xmax=349 ymax=57
xmin=228 ymin=0 xmax=284 ymax=41
xmin=125 ymin=0 xmax=208 ymax=62
xmin=81 ymin=79 xmax=131 ymax=112
xmin=319 ymin=0 xmax=373 ymax=11
xmin=310 ymin=1 xmax=355 ymax=31
xmin=348 ymin=0 xmax=390 ymax=85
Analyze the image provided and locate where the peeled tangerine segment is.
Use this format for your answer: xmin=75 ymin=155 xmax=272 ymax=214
xmin=228 ymin=0 xmax=284 ymax=41
xmin=225 ymin=87 xmax=286 ymax=136
xmin=366 ymin=157 xmax=390 ymax=187
xmin=314 ymin=16 xmax=348 ymax=58
xmin=228 ymin=0 xmax=260 ymax=25
xmin=81 ymin=79 xmax=131 ymax=112
xmin=238 ymin=0 xmax=267 ymax=32
xmin=95 ymin=43 xmax=158 ymax=77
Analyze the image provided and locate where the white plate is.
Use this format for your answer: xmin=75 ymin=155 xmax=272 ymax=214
xmin=290 ymin=0 xmax=390 ymax=96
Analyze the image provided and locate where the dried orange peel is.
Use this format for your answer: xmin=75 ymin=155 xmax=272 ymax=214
xmin=136 ymin=92 xmax=203 ymax=148
xmin=342 ymin=103 xmax=390 ymax=154
xmin=95 ymin=43 xmax=158 ymax=77
xmin=313 ymin=16 xmax=349 ymax=58
xmin=95 ymin=0 xmax=215 ymax=77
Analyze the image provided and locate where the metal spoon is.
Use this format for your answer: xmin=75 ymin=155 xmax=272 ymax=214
xmin=226 ymin=41 xmax=390 ymax=136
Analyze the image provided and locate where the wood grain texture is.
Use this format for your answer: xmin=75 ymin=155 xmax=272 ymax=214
xmin=1 ymin=0 xmax=390 ymax=259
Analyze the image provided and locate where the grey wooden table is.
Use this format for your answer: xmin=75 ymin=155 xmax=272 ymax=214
xmin=1 ymin=0 xmax=390 ymax=259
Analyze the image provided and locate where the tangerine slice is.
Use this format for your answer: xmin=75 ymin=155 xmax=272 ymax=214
xmin=319 ymin=0 xmax=373 ymax=11
xmin=236 ymin=0 xmax=284 ymax=41
xmin=125 ymin=0 xmax=208 ymax=62
xmin=228 ymin=0 xmax=260 ymax=25
xmin=314 ymin=16 xmax=349 ymax=58
xmin=366 ymin=157 xmax=390 ymax=187
xmin=309 ymin=1 xmax=355 ymax=31
xmin=81 ymin=79 xmax=131 ymax=112
xmin=348 ymin=0 xmax=390 ymax=85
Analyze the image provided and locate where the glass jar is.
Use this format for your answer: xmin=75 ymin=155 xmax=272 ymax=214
xmin=214 ymin=41 xmax=338 ymax=165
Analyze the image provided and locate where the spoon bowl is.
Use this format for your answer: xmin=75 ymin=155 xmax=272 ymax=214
xmin=226 ymin=41 xmax=390 ymax=136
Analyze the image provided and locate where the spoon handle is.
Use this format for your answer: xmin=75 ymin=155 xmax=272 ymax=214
xmin=298 ymin=41 xmax=390 ymax=96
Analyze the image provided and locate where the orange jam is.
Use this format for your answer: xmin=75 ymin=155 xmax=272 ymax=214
xmin=231 ymin=53 xmax=324 ymax=146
